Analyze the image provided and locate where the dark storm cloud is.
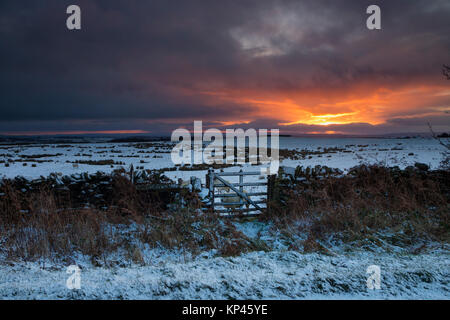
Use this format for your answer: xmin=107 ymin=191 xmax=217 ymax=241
xmin=0 ymin=0 xmax=449 ymax=134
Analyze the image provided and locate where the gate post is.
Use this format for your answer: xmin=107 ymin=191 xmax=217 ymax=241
xmin=206 ymin=169 xmax=210 ymax=190
xmin=267 ymin=173 xmax=277 ymax=209
xmin=207 ymin=168 xmax=215 ymax=212
xmin=239 ymin=169 xmax=243 ymax=207
xmin=266 ymin=174 xmax=272 ymax=215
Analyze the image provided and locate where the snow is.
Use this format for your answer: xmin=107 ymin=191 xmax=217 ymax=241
xmin=0 ymin=249 xmax=448 ymax=299
xmin=0 ymin=137 xmax=447 ymax=180
xmin=0 ymin=137 xmax=448 ymax=299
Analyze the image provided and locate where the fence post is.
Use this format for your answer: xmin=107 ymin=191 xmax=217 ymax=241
xmin=206 ymin=169 xmax=210 ymax=190
xmin=267 ymin=174 xmax=276 ymax=206
xmin=266 ymin=174 xmax=272 ymax=215
xmin=239 ymin=169 xmax=243 ymax=207
xmin=208 ymin=168 xmax=215 ymax=212
xmin=129 ymin=164 xmax=134 ymax=184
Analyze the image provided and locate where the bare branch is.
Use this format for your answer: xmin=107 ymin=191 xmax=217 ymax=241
xmin=428 ymin=122 xmax=450 ymax=150
xmin=444 ymin=64 xmax=450 ymax=80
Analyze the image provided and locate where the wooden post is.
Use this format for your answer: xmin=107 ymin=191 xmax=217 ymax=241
xmin=267 ymin=174 xmax=277 ymax=215
xmin=206 ymin=169 xmax=210 ymax=190
xmin=239 ymin=169 xmax=243 ymax=207
xmin=130 ymin=164 xmax=134 ymax=184
xmin=267 ymin=174 xmax=276 ymax=201
xmin=208 ymin=168 xmax=215 ymax=212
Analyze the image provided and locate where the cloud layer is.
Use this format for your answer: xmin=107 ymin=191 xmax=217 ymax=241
xmin=0 ymin=0 xmax=449 ymax=135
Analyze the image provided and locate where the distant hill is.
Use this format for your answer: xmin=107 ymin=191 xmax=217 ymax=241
xmin=108 ymin=136 xmax=171 ymax=143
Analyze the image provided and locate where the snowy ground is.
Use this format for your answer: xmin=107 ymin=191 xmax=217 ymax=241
xmin=0 ymin=137 xmax=447 ymax=180
xmin=0 ymin=137 xmax=448 ymax=299
xmin=0 ymin=219 xmax=448 ymax=300
xmin=1 ymin=249 xmax=448 ymax=299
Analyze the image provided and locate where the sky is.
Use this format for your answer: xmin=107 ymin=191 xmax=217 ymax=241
xmin=0 ymin=0 xmax=449 ymax=136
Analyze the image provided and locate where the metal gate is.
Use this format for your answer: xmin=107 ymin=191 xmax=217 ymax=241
xmin=206 ymin=168 xmax=270 ymax=215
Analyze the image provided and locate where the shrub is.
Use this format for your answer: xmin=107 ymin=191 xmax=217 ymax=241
xmin=266 ymin=165 xmax=450 ymax=247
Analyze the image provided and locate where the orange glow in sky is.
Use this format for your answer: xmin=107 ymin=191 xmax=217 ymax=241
xmin=200 ymin=83 xmax=450 ymax=128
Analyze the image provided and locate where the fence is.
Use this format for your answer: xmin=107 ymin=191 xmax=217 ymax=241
xmin=206 ymin=168 xmax=275 ymax=216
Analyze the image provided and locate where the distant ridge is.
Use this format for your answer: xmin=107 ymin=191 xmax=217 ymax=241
xmin=108 ymin=136 xmax=171 ymax=143
xmin=285 ymin=132 xmax=435 ymax=139
xmin=0 ymin=131 xmax=444 ymax=145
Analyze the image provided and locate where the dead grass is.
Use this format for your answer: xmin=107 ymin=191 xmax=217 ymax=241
xmin=266 ymin=165 xmax=449 ymax=250
xmin=0 ymin=164 xmax=448 ymax=263
xmin=0 ymin=172 xmax=251 ymax=264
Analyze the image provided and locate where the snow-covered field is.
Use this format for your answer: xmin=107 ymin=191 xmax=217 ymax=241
xmin=0 ymin=137 xmax=448 ymax=300
xmin=0 ymin=137 xmax=447 ymax=180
